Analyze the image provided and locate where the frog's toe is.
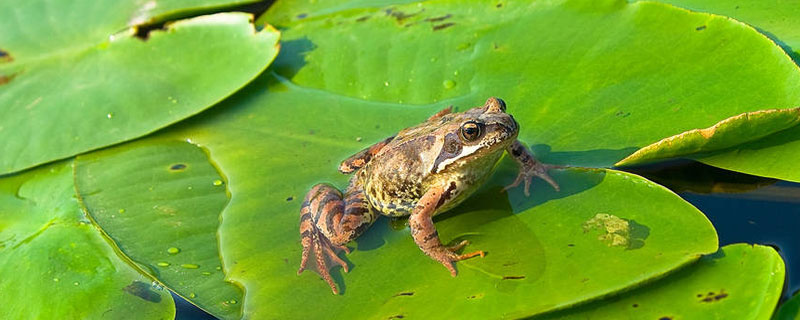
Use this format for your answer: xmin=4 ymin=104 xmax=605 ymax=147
xmin=432 ymin=243 xmax=485 ymax=277
xmin=298 ymin=227 xmax=349 ymax=294
xmin=505 ymin=164 xmax=561 ymax=196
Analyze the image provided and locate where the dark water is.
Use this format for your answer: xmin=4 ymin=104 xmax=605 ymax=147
xmin=175 ymin=160 xmax=800 ymax=318
xmin=629 ymin=160 xmax=800 ymax=301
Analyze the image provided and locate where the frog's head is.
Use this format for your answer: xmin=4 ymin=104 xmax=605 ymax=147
xmin=430 ymin=97 xmax=519 ymax=174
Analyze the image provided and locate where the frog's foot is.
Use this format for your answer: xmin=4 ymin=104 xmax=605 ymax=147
xmin=298 ymin=225 xmax=350 ymax=294
xmin=431 ymin=240 xmax=485 ymax=276
xmin=504 ymin=163 xmax=562 ymax=196
xmin=298 ymin=184 xmax=353 ymax=295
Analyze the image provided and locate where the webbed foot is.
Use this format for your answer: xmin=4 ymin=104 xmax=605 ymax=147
xmin=298 ymin=223 xmax=350 ymax=294
xmin=504 ymin=162 xmax=561 ymax=196
xmin=430 ymin=240 xmax=485 ymax=276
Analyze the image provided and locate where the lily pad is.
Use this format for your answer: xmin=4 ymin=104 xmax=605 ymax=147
xmin=536 ymin=244 xmax=785 ymax=320
xmin=74 ymin=71 xmax=719 ymax=318
xmin=616 ymin=108 xmax=800 ymax=166
xmin=616 ymin=107 xmax=800 ymax=182
xmin=260 ymin=0 xmax=800 ymax=168
xmin=647 ymin=0 xmax=800 ymax=57
xmin=0 ymin=11 xmax=280 ymax=174
xmin=775 ymin=291 xmax=800 ymax=320
xmin=75 ymin=141 xmax=243 ymax=319
xmin=0 ymin=162 xmax=174 ymax=319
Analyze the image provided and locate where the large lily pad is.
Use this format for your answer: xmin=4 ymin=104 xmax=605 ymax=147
xmin=612 ymin=0 xmax=800 ymax=182
xmin=0 ymin=162 xmax=175 ymax=319
xmin=75 ymin=71 xmax=719 ymax=318
xmin=647 ymin=0 xmax=800 ymax=57
xmin=0 ymin=10 xmax=279 ymax=174
xmin=260 ymin=0 xmax=800 ymax=168
xmin=536 ymin=244 xmax=785 ymax=320
xmin=75 ymin=141 xmax=243 ymax=319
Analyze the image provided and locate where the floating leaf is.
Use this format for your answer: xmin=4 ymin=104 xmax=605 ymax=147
xmin=775 ymin=291 xmax=800 ymax=320
xmin=536 ymin=244 xmax=785 ymax=320
xmin=646 ymin=0 xmax=800 ymax=56
xmin=616 ymin=108 xmax=800 ymax=166
xmin=75 ymin=141 xmax=243 ymax=319
xmin=0 ymin=162 xmax=174 ymax=319
xmin=0 ymin=11 xmax=279 ymax=174
xmin=260 ymin=0 xmax=800 ymax=168
xmin=73 ymin=0 xmax=800 ymax=317
xmin=74 ymin=72 xmax=718 ymax=318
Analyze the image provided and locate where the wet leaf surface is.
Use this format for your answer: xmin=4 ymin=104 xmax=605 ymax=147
xmin=0 ymin=9 xmax=279 ymax=174
xmin=0 ymin=162 xmax=175 ymax=319
xmin=75 ymin=141 xmax=244 ymax=319
xmin=74 ymin=72 xmax=718 ymax=318
xmin=536 ymin=244 xmax=785 ymax=320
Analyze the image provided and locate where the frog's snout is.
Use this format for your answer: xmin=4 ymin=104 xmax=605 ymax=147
xmin=484 ymin=97 xmax=507 ymax=113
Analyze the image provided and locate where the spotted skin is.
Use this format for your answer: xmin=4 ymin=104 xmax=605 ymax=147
xmin=298 ymin=97 xmax=560 ymax=294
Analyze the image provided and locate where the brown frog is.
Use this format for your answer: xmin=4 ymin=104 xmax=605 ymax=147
xmin=298 ymin=97 xmax=560 ymax=294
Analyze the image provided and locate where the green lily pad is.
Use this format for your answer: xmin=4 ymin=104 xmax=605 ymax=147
xmin=259 ymin=0 xmax=800 ymax=168
xmin=775 ymin=291 xmax=800 ymax=320
xmin=74 ymin=71 xmax=718 ymax=318
xmin=616 ymin=108 xmax=800 ymax=166
xmin=0 ymin=11 xmax=279 ymax=174
xmin=646 ymin=0 xmax=800 ymax=57
xmin=0 ymin=162 xmax=174 ymax=319
xmin=75 ymin=141 xmax=243 ymax=319
xmin=536 ymin=244 xmax=785 ymax=320
xmin=616 ymin=107 xmax=800 ymax=182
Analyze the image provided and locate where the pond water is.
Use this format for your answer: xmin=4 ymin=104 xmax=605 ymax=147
xmin=176 ymin=160 xmax=800 ymax=319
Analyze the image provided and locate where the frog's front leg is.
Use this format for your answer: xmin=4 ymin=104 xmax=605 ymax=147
xmin=409 ymin=184 xmax=485 ymax=276
xmin=298 ymin=178 xmax=378 ymax=294
xmin=505 ymin=140 xmax=561 ymax=196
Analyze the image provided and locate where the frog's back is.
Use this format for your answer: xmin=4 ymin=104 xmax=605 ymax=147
xmin=359 ymin=132 xmax=435 ymax=217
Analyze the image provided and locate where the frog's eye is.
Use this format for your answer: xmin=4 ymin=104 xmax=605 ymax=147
xmin=460 ymin=121 xmax=482 ymax=141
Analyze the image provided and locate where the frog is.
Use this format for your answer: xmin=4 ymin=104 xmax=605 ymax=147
xmin=297 ymin=97 xmax=560 ymax=294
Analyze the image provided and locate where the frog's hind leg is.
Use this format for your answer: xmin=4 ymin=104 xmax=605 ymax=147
xmin=298 ymin=181 xmax=377 ymax=294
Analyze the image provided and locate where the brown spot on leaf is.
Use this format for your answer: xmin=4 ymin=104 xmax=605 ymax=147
xmin=425 ymin=14 xmax=451 ymax=22
xmin=286 ymin=196 xmax=294 ymax=201
xmin=433 ymin=22 xmax=455 ymax=31
xmin=659 ymin=317 xmax=673 ymax=320
xmin=632 ymin=303 xmax=638 ymax=308
xmin=0 ymin=73 xmax=16 ymax=85
xmin=496 ymin=3 xmax=503 ymax=8
xmin=388 ymin=315 xmax=405 ymax=319
xmin=356 ymin=15 xmax=370 ymax=22
xmin=297 ymin=13 xmax=308 ymax=19
xmin=700 ymin=290 xmax=728 ymax=303
xmin=501 ymin=275 xmax=526 ymax=280
xmin=696 ymin=25 xmax=706 ymax=31
xmin=385 ymin=8 xmax=420 ymax=22
xmin=0 ymin=49 xmax=11 ymax=62
xmin=169 ymin=163 xmax=187 ymax=171
xmin=393 ymin=291 xmax=414 ymax=297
